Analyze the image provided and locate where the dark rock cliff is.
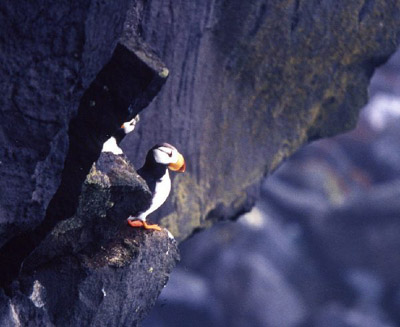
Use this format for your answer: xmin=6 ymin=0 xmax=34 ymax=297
xmin=0 ymin=0 xmax=132 ymax=247
xmin=0 ymin=0 xmax=400 ymax=325
xmin=122 ymin=0 xmax=400 ymax=241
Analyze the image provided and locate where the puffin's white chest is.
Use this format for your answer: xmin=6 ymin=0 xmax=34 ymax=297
xmin=153 ymin=170 xmax=171 ymax=207
xmin=138 ymin=170 xmax=171 ymax=220
xmin=101 ymin=137 xmax=123 ymax=155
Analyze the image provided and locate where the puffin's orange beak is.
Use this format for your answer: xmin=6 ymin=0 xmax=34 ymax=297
xmin=120 ymin=123 xmax=125 ymax=128
xmin=168 ymin=153 xmax=186 ymax=172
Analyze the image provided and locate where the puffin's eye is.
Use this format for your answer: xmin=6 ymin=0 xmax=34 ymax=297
xmin=168 ymin=151 xmax=172 ymax=157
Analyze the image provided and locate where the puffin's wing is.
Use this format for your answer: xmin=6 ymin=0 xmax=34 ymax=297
xmin=137 ymin=168 xmax=157 ymax=194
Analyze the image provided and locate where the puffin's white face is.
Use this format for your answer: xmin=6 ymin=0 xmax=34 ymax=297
xmin=121 ymin=115 xmax=139 ymax=134
xmin=153 ymin=146 xmax=179 ymax=164
xmin=153 ymin=145 xmax=186 ymax=172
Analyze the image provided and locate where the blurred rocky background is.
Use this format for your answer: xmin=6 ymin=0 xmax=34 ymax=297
xmin=142 ymin=49 xmax=400 ymax=326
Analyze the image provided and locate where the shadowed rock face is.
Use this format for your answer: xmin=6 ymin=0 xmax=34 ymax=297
xmin=122 ymin=0 xmax=400 ymax=242
xmin=0 ymin=0 xmax=168 ymax=289
xmin=0 ymin=0 xmax=133 ymax=248
xmin=0 ymin=2 xmax=175 ymax=324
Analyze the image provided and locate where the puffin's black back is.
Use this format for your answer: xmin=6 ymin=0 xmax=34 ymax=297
xmin=112 ymin=128 xmax=126 ymax=145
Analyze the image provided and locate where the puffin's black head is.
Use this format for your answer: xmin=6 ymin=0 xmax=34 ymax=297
xmin=144 ymin=143 xmax=186 ymax=172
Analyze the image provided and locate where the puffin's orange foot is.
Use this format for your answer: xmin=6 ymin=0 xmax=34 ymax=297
xmin=127 ymin=219 xmax=161 ymax=231
xmin=127 ymin=219 xmax=144 ymax=228
xmin=143 ymin=221 xmax=162 ymax=231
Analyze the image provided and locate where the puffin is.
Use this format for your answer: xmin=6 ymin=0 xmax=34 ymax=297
xmin=101 ymin=115 xmax=139 ymax=154
xmin=127 ymin=143 xmax=186 ymax=231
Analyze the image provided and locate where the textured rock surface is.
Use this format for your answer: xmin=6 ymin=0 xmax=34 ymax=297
xmin=0 ymin=0 xmax=133 ymax=247
xmin=1 ymin=152 xmax=179 ymax=326
xmin=123 ymin=0 xmax=400 ymax=241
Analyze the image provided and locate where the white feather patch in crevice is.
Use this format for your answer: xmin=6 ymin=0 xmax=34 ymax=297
xmin=101 ymin=137 xmax=123 ymax=155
